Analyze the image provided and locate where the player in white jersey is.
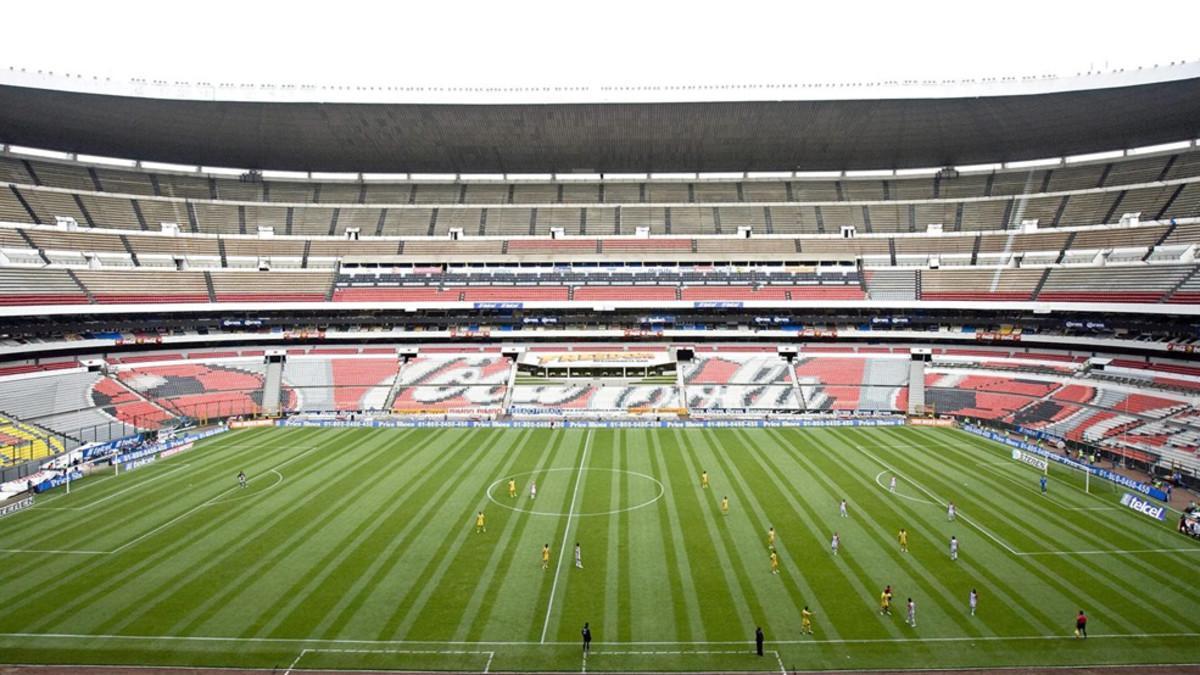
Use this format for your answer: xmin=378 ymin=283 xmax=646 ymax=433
xmin=905 ymin=598 xmax=916 ymax=627
xmin=969 ymin=588 xmax=978 ymax=616
xmin=831 ymin=532 xmax=840 ymax=555
xmin=574 ymin=542 xmax=583 ymax=569
xmin=949 ymin=535 xmax=959 ymax=561
xmin=530 ymin=480 xmax=537 ymax=500
xmin=839 ymin=499 xmax=848 ymax=518
xmin=947 ymin=501 xmax=956 ymax=521
xmin=889 ymin=476 xmax=897 ymax=492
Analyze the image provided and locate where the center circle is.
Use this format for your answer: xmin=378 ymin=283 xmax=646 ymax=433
xmin=486 ymin=467 xmax=665 ymax=517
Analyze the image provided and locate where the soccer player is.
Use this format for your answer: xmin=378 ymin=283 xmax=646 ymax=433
xmin=701 ymin=470 xmax=709 ymax=489
xmin=237 ymin=471 xmax=246 ymax=489
xmin=839 ymin=499 xmax=848 ymax=518
xmin=949 ymin=535 xmax=958 ymax=561
xmin=801 ymin=606 xmax=814 ymax=634
xmin=575 ymin=542 xmax=583 ymax=569
xmin=905 ymin=598 xmax=916 ymax=627
xmin=1040 ymin=475 xmax=1048 ymax=494
xmin=508 ymin=478 xmax=517 ymax=498
xmin=582 ymin=622 xmax=592 ymax=654
xmin=879 ymin=587 xmax=891 ymax=615
xmin=889 ymin=476 xmax=897 ymax=492
xmin=969 ymin=588 xmax=978 ymax=616
xmin=475 ymin=511 xmax=486 ymax=534
xmin=721 ymin=496 xmax=729 ymax=514
xmin=769 ymin=549 xmax=779 ymax=575
xmin=767 ymin=526 xmax=775 ymax=547
xmin=947 ymin=501 xmax=956 ymax=521
xmin=541 ymin=543 xmax=551 ymax=570
xmin=831 ymin=532 xmax=840 ymax=555
xmin=1075 ymin=610 xmax=1087 ymax=639
xmin=898 ymin=528 xmax=908 ymax=553
xmin=530 ymin=479 xmax=538 ymax=500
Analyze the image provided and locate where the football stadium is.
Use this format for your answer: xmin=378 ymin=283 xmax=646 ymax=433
xmin=1 ymin=5 xmax=1200 ymax=674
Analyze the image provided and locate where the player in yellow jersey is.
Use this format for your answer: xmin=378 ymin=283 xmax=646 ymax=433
xmin=801 ymin=606 xmax=814 ymax=634
xmin=880 ymin=585 xmax=893 ymax=615
xmin=701 ymin=471 xmax=709 ymax=489
xmin=770 ymin=549 xmax=779 ymax=574
xmin=767 ymin=526 xmax=775 ymax=547
xmin=542 ymin=543 xmax=551 ymax=570
xmin=508 ymin=479 xmax=517 ymax=498
xmin=721 ymin=496 xmax=729 ymax=514
xmin=898 ymin=528 xmax=908 ymax=553
xmin=475 ymin=511 xmax=486 ymax=533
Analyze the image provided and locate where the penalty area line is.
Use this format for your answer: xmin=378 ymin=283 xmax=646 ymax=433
xmin=284 ymin=647 xmax=495 ymax=675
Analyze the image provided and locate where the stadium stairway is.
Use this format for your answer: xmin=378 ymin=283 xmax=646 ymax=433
xmin=262 ymin=360 xmax=283 ymax=415
xmin=1161 ymin=267 xmax=1200 ymax=303
xmin=788 ymin=364 xmax=808 ymax=411
xmin=501 ymin=360 xmax=518 ymax=415
xmin=675 ymin=366 xmax=689 ymax=416
xmin=106 ymin=373 xmax=178 ymax=422
xmin=65 ymin=269 xmax=95 ymax=303
xmin=381 ymin=358 xmax=409 ymax=411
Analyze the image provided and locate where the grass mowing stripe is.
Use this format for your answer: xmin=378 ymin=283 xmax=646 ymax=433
xmin=744 ymin=427 xmax=893 ymax=640
xmin=205 ymin=427 xmax=441 ymax=638
xmin=0 ymin=433 xmax=283 ymax=555
xmin=1 ymin=436 xmax=334 ymax=632
xmin=391 ymin=430 xmax=545 ymax=642
xmin=672 ymin=428 xmax=765 ymax=639
xmin=780 ymin=428 xmax=975 ymax=640
xmin=824 ymin=428 xmax=1044 ymax=636
xmin=99 ymin=430 xmax=402 ymax=637
xmin=938 ymin=428 xmax=1200 ymax=558
xmin=459 ymin=430 xmax=568 ymax=642
xmin=760 ymin=427 xmax=931 ymax=640
xmin=644 ymin=428 xmax=705 ymax=643
xmin=598 ymin=429 xmax=623 ymax=642
xmin=890 ymin=428 xmax=1200 ymax=633
xmin=798 ymin=430 xmax=987 ymax=640
xmin=659 ymin=429 xmax=751 ymax=639
xmin=450 ymin=429 xmax=553 ymax=642
xmin=891 ymin=427 xmax=1200 ymax=607
xmin=355 ymin=428 xmax=532 ymax=641
xmin=846 ymin=428 xmax=1162 ymax=636
xmin=911 ymin=429 xmax=1200 ymax=585
xmin=309 ymin=429 xmax=515 ymax=641
xmin=702 ymin=429 xmax=811 ymax=637
xmin=616 ymin=429 xmax=634 ymax=642
xmin=466 ymin=430 xmax=576 ymax=643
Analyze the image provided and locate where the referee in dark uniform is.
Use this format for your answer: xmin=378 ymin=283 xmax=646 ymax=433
xmin=582 ymin=622 xmax=592 ymax=653
xmin=755 ymin=626 xmax=764 ymax=656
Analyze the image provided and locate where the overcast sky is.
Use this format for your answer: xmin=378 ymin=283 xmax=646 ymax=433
xmin=3 ymin=0 xmax=1198 ymax=89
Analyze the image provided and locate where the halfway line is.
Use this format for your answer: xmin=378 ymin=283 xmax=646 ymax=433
xmin=541 ymin=429 xmax=592 ymax=644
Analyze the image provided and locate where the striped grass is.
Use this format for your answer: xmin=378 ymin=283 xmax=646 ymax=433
xmin=0 ymin=425 xmax=1197 ymax=672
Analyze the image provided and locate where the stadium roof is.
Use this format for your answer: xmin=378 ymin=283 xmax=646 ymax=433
xmin=2 ymin=65 xmax=1200 ymax=174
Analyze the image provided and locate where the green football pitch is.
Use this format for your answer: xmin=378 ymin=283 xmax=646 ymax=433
xmin=0 ymin=425 xmax=1198 ymax=673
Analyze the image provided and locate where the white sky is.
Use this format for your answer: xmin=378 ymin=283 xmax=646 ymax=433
xmin=3 ymin=0 xmax=1198 ymax=89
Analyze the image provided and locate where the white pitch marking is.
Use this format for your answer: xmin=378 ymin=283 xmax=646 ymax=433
xmin=0 ymin=446 xmax=320 ymax=556
xmin=873 ymin=470 xmax=935 ymax=505
xmin=857 ymin=445 xmax=1021 ymax=556
xmin=40 ymin=464 xmax=193 ymax=512
xmin=540 ymin=429 xmax=592 ymax=644
xmin=975 ymin=463 xmax=1115 ymax=511
xmin=284 ymin=647 xmax=494 ymax=675
xmin=110 ymin=446 xmax=319 ymax=554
